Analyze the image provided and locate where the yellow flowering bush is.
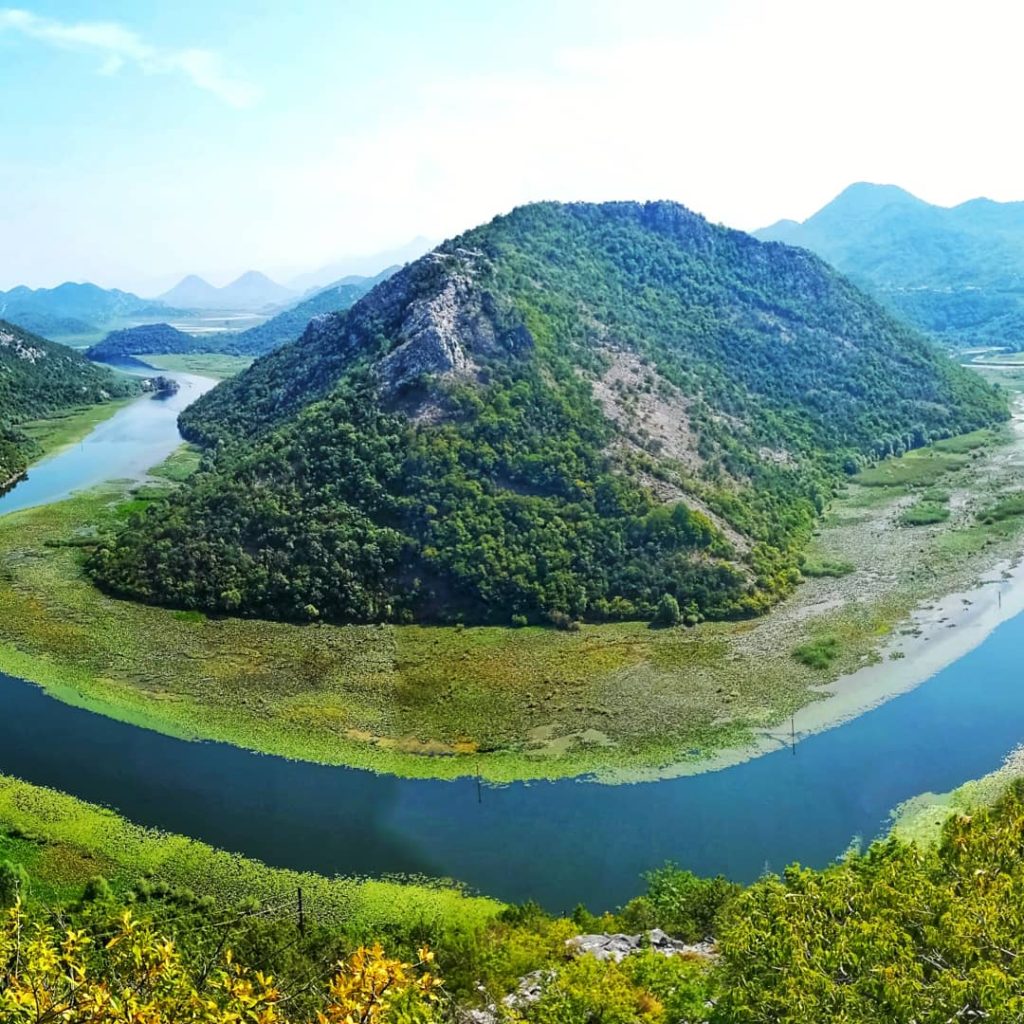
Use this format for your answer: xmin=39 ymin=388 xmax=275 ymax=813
xmin=0 ymin=901 xmax=442 ymax=1023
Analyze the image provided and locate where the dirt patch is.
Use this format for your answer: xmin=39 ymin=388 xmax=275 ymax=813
xmin=590 ymin=349 xmax=750 ymax=551
xmin=590 ymin=349 xmax=702 ymax=470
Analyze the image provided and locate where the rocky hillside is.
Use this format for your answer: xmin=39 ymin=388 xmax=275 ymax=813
xmin=89 ymin=201 xmax=1006 ymax=625
xmin=0 ymin=320 xmax=138 ymax=484
xmin=223 ymin=268 xmax=394 ymax=355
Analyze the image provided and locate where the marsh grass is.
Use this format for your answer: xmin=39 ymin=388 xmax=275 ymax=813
xmin=800 ymin=556 xmax=855 ymax=578
xmin=979 ymin=491 xmax=1024 ymax=523
xmin=0 ymin=774 xmax=499 ymax=929
xmin=139 ymin=353 xmax=254 ymax=379
xmin=17 ymin=398 xmax=136 ymax=459
xmin=899 ymin=502 xmax=951 ymax=527
xmin=792 ymin=635 xmax=841 ymax=669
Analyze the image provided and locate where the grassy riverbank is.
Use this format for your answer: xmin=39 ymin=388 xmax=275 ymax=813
xmin=890 ymin=746 xmax=1024 ymax=846
xmin=16 ymin=395 xmax=136 ymax=460
xmin=2 ymin=403 xmax=1024 ymax=782
xmin=0 ymin=773 xmax=498 ymax=928
xmin=138 ymin=352 xmax=254 ymax=379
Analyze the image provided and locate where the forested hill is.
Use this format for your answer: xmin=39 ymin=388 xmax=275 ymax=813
xmin=90 ymin=201 xmax=1006 ymax=626
xmin=0 ymin=320 xmax=138 ymax=484
xmin=86 ymin=323 xmax=196 ymax=363
xmin=756 ymin=182 xmax=1024 ymax=349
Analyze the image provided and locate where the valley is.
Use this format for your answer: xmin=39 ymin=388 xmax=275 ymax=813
xmin=5 ymin=231 xmax=1024 ymax=1020
xmin=11 ymin=4 xmax=1024 ymax=1016
xmin=3 ymin=381 xmax=1024 ymax=916
xmin=0 ymin=395 xmax=1023 ymax=786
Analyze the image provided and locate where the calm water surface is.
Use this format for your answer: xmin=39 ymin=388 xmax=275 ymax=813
xmin=0 ymin=370 xmax=216 ymax=515
xmin=0 ymin=372 xmax=1021 ymax=910
xmin=0 ymin=617 xmax=1021 ymax=911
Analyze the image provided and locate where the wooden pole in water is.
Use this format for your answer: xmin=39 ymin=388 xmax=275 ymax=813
xmin=791 ymin=714 xmax=796 ymax=755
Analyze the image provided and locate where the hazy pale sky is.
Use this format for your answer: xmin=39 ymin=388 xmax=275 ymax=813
xmin=2 ymin=0 xmax=1022 ymax=293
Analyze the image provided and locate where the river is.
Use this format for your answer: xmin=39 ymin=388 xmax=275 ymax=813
xmin=0 ymin=377 xmax=1021 ymax=912
xmin=0 ymin=370 xmax=217 ymax=516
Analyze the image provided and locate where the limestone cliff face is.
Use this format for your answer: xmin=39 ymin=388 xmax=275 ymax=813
xmin=0 ymin=325 xmax=46 ymax=364
xmin=298 ymin=248 xmax=533 ymax=405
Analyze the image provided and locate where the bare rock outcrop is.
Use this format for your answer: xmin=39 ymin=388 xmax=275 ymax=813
xmin=459 ymin=930 xmax=715 ymax=1022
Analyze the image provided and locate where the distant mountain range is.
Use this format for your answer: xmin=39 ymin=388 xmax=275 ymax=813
xmin=158 ymin=271 xmax=296 ymax=311
xmin=87 ymin=268 xmax=398 ymax=362
xmin=0 ymin=283 xmax=171 ymax=341
xmin=756 ymin=183 xmax=1024 ymax=348
xmin=288 ymin=237 xmax=434 ymax=293
xmin=1 ymin=246 xmax=432 ymax=343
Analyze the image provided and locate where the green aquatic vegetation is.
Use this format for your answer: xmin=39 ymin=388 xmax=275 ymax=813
xmin=0 ymin=774 xmax=498 ymax=932
xmin=899 ymin=501 xmax=951 ymax=527
xmin=792 ymin=634 xmax=841 ymax=669
xmin=799 ymin=555 xmax=854 ymax=578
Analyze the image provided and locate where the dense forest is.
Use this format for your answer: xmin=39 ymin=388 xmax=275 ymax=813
xmin=756 ymin=182 xmax=1024 ymax=349
xmin=0 ymin=320 xmax=138 ymax=484
xmin=90 ymin=201 xmax=1007 ymax=626
xmin=6 ymin=784 xmax=1024 ymax=1021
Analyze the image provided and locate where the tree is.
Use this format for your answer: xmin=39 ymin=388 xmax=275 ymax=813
xmin=652 ymin=593 xmax=681 ymax=627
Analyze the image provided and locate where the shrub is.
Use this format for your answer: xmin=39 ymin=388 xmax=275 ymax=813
xmin=793 ymin=635 xmax=841 ymax=669
xmin=620 ymin=865 xmax=739 ymax=942
xmin=652 ymin=593 xmax=681 ymax=627
xmin=82 ymin=875 xmax=113 ymax=903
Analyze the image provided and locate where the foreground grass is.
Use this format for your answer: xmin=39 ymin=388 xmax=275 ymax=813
xmin=0 ymin=773 xmax=499 ymax=928
xmin=139 ymin=352 xmax=254 ymax=379
xmin=1 ymin=412 xmax=1024 ymax=783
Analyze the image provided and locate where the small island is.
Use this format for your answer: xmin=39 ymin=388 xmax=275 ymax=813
xmin=140 ymin=374 xmax=180 ymax=397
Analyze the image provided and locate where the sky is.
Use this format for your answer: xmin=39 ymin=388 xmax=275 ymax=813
xmin=1 ymin=0 xmax=1023 ymax=294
